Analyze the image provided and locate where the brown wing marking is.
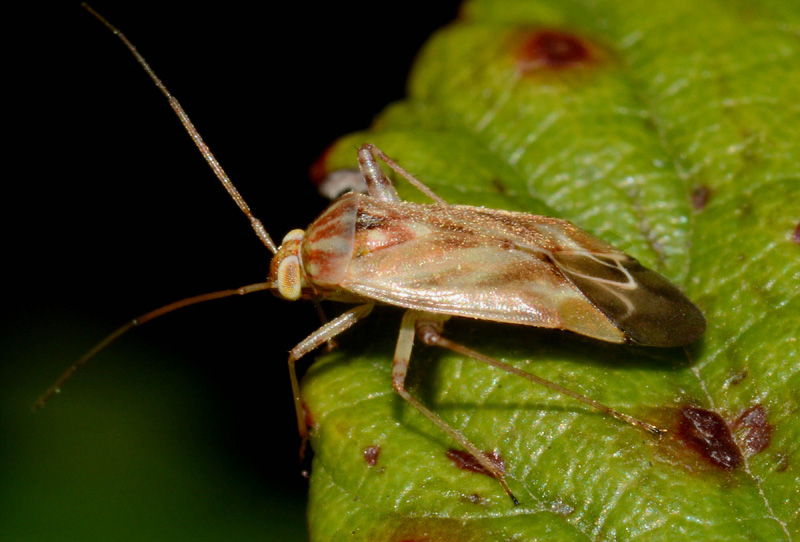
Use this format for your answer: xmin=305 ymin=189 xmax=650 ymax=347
xmin=301 ymin=195 xmax=359 ymax=287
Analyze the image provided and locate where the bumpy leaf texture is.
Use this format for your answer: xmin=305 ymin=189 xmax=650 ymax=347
xmin=304 ymin=1 xmax=800 ymax=540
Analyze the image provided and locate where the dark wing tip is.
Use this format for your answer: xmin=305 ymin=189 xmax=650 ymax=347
xmin=614 ymin=262 xmax=706 ymax=347
xmin=555 ymin=253 xmax=706 ymax=348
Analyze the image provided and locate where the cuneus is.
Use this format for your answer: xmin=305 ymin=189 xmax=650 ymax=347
xmin=38 ymin=5 xmax=706 ymax=506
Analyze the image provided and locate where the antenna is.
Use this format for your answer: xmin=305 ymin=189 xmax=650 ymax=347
xmin=81 ymin=3 xmax=277 ymax=254
xmin=35 ymin=7 xmax=282 ymax=410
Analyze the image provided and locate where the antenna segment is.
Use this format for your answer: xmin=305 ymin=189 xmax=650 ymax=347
xmin=82 ymin=3 xmax=277 ymax=254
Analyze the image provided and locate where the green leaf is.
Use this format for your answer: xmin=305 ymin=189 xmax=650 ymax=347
xmin=305 ymin=1 xmax=800 ymax=540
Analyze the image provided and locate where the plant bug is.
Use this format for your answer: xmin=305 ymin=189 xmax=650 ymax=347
xmin=39 ymin=5 xmax=705 ymax=505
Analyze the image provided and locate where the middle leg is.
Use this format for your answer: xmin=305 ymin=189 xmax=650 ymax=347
xmin=391 ymin=309 xmax=519 ymax=504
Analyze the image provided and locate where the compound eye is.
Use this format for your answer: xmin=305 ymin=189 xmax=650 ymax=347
xmin=277 ymin=255 xmax=302 ymax=300
xmin=281 ymin=229 xmax=305 ymax=244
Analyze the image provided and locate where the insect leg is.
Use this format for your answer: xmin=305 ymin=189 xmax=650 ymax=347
xmin=417 ymin=327 xmax=666 ymax=436
xmin=357 ymin=144 xmax=400 ymax=202
xmin=288 ymin=303 xmax=374 ymax=445
xmin=393 ymin=310 xmax=519 ymax=505
xmin=312 ymin=301 xmax=338 ymax=352
xmin=357 ymin=144 xmax=448 ymax=204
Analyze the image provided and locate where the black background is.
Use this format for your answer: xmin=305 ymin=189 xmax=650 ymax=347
xmin=6 ymin=1 xmax=462 ymax=535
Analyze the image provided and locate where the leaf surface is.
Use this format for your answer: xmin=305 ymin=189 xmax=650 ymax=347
xmin=305 ymin=1 xmax=800 ymax=540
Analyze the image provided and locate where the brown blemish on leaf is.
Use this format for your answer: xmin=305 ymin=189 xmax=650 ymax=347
xmin=676 ymin=406 xmax=742 ymax=470
xmin=725 ymin=369 xmax=748 ymax=387
xmin=364 ymin=445 xmax=381 ymax=467
xmin=792 ymin=222 xmax=800 ymax=244
xmin=491 ymin=178 xmax=509 ymax=195
xmin=691 ymin=186 xmax=711 ymax=210
xmin=517 ymin=30 xmax=594 ymax=72
xmin=775 ymin=453 xmax=789 ymax=472
xmin=732 ymin=405 xmax=772 ymax=455
xmin=446 ymin=449 xmax=505 ymax=477
xmin=464 ymin=493 xmax=486 ymax=505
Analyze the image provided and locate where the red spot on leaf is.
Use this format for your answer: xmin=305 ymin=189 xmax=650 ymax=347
xmin=302 ymin=401 xmax=315 ymax=429
xmin=309 ymin=144 xmax=335 ymax=185
xmin=677 ymin=406 xmax=742 ymax=470
xmin=793 ymin=222 xmax=800 ymax=244
xmin=518 ymin=30 xmax=593 ymax=72
xmin=732 ymin=405 xmax=772 ymax=455
xmin=446 ymin=449 xmax=505 ymax=477
xmin=364 ymin=445 xmax=381 ymax=467
xmin=692 ymin=186 xmax=711 ymax=210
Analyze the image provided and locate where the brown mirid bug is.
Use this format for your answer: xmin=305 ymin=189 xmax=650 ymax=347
xmin=38 ymin=5 xmax=706 ymax=505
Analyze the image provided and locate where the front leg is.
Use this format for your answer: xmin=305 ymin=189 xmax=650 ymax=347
xmin=357 ymin=144 xmax=447 ymax=204
xmin=391 ymin=310 xmax=519 ymax=504
xmin=288 ymin=303 xmax=374 ymax=449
